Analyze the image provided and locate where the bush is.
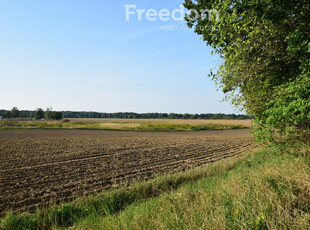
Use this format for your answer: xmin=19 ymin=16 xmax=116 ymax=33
xmin=255 ymin=75 xmax=310 ymax=145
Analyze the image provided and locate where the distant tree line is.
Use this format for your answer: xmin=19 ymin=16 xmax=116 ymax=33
xmin=0 ymin=108 xmax=251 ymax=120
xmin=62 ymin=111 xmax=250 ymax=120
xmin=0 ymin=108 xmax=63 ymax=120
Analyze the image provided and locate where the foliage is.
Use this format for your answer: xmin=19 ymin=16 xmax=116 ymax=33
xmin=11 ymin=107 xmax=20 ymax=118
xmin=256 ymin=75 xmax=310 ymax=144
xmin=0 ymin=109 xmax=252 ymax=120
xmin=2 ymin=107 xmax=20 ymax=119
xmin=3 ymin=110 xmax=12 ymax=119
xmin=34 ymin=108 xmax=45 ymax=120
xmin=50 ymin=111 xmax=63 ymax=120
xmin=182 ymin=113 xmax=191 ymax=119
xmin=184 ymin=0 xmax=310 ymax=143
xmin=44 ymin=107 xmax=52 ymax=120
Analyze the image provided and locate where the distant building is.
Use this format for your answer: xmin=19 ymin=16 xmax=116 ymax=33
xmin=0 ymin=116 xmax=3 ymax=120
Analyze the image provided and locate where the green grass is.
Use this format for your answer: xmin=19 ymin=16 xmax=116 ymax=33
xmin=0 ymin=120 xmax=246 ymax=132
xmin=1 ymin=145 xmax=309 ymax=229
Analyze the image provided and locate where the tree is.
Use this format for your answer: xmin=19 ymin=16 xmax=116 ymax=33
xmin=190 ymin=114 xmax=198 ymax=119
xmin=169 ymin=113 xmax=176 ymax=119
xmin=213 ymin=113 xmax=224 ymax=120
xmin=182 ymin=113 xmax=191 ymax=119
xmin=11 ymin=107 xmax=20 ymax=118
xmin=45 ymin=107 xmax=52 ymax=120
xmin=184 ymin=0 xmax=310 ymax=144
xmin=29 ymin=112 xmax=34 ymax=119
xmin=50 ymin=112 xmax=63 ymax=120
xmin=35 ymin=108 xmax=45 ymax=120
xmin=4 ymin=110 xmax=12 ymax=119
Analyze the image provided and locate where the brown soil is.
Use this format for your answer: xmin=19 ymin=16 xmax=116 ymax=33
xmin=0 ymin=129 xmax=256 ymax=215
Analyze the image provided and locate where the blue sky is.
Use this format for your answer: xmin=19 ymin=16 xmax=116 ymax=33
xmin=0 ymin=0 xmax=238 ymax=114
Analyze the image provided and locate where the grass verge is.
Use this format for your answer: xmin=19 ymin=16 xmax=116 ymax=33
xmin=1 ymin=146 xmax=309 ymax=229
xmin=0 ymin=120 xmax=247 ymax=132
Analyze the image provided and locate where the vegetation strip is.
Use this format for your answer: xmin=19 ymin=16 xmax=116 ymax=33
xmin=0 ymin=120 xmax=247 ymax=132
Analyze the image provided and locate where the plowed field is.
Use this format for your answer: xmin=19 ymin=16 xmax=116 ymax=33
xmin=0 ymin=129 xmax=256 ymax=215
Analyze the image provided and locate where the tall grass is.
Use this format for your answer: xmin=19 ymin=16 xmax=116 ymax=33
xmin=78 ymin=146 xmax=310 ymax=230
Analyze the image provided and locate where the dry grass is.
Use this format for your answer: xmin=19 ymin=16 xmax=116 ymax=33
xmin=0 ymin=120 xmax=248 ymax=131
xmin=69 ymin=118 xmax=254 ymax=127
xmin=100 ymin=122 xmax=140 ymax=129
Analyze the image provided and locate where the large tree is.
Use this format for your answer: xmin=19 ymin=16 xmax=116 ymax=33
xmin=11 ymin=107 xmax=20 ymax=119
xmin=35 ymin=108 xmax=45 ymax=120
xmin=50 ymin=112 xmax=63 ymax=120
xmin=184 ymin=0 xmax=310 ymax=144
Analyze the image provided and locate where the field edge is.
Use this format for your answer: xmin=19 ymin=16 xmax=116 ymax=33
xmin=0 ymin=120 xmax=250 ymax=132
xmin=0 ymin=149 xmax=253 ymax=229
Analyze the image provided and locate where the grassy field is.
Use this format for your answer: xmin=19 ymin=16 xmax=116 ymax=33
xmin=0 ymin=119 xmax=249 ymax=132
xmin=70 ymin=118 xmax=254 ymax=127
xmin=1 ymin=145 xmax=309 ymax=230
